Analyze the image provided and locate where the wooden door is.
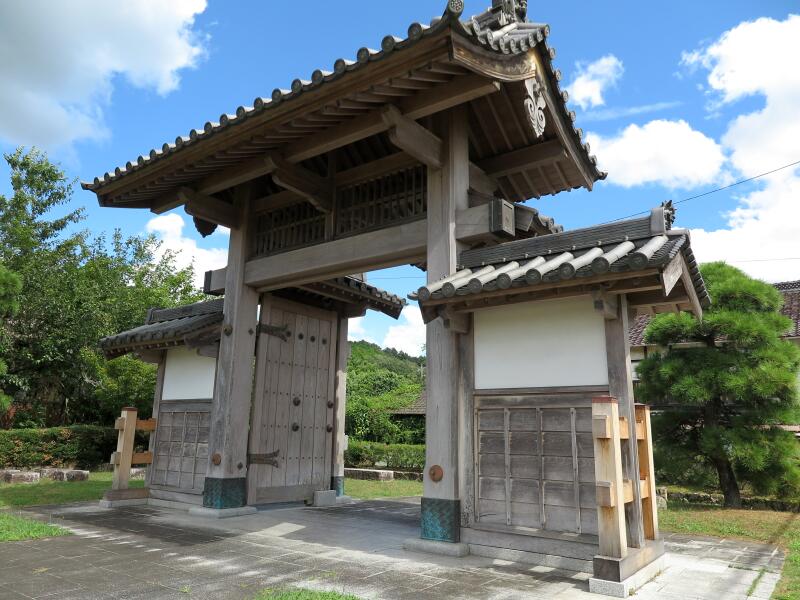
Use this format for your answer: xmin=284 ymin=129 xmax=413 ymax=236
xmin=475 ymin=405 xmax=597 ymax=535
xmin=247 ymin=296 xmax=337 ymax=504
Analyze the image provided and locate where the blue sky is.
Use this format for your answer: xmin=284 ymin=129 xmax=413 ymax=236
xmin=1 ymin=0 xmax=798 ymax=356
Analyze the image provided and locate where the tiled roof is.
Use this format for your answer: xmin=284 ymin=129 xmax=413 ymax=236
xmin=412 ymin=206 xmax=709 ymax=306
xmin=101 ymin=276 xmax=405 ymax=357
xmin=629 ymin=283 xmax=800 ymax=346
xmin=81 ymin=1 xmax=603 ymax=198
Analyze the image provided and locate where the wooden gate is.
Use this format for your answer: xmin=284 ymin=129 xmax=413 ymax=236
xmin=247 ymin=296 xmax=337 ymax=504
xmin=475 ymin=403 xmax=597 ymax=535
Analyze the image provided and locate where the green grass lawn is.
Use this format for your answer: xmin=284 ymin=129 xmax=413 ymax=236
xmin=0 ymin=471 xmax=143 ymax=508
xmin=343 ymin=477 xmax=422 ymax=499
xmin=0 ymin=511 xmax=68 ymax=542
xmin=253 ymin=589 xmax=360 ymax=600
xmin=660 ymin=503 xmax=800 ymax=600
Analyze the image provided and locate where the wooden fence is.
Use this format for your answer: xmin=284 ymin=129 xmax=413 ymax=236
xmin=102 ymin=407 xmax=156 ymax=502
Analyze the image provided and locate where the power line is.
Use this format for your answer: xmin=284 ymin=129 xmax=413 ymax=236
xmin=603 ymin=158 xmax=800 ymax=225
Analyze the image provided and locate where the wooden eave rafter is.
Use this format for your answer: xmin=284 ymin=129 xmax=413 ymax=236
xmin=92 ymin=21 xmax=600 ymax=210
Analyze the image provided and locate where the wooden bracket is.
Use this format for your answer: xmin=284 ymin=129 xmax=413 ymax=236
xmin=440 ymin=307 xmax=470 ymax=334
xmin=248 ymin=450 xmax=280 ymax=467
xmin=592 ymin=289 xmax=619 ymax=320
xmin=264 ymin=154 xmax=332 ymax=213
xmin=112 ymin=451 xmax=153 ymax=466
xmin=381 ymin=105 xmax=443 ymax=169
xmin=596 ymin=481 xmax=615 ymax=507
xmin=592 ymin=415 xmax=611 ymax=439
xmin=179 ymin=187 xmax=240 ymax=229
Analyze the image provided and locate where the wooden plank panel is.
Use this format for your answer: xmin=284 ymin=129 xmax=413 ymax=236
xmin=510 ymin=454 xmax=540 ymax=479
xmin=508 ymin=409 xmax=538 ymax=431
xmin=574 ymin=408 xmax=593 ymax=432
xmin=544 ymin=505 xmax=580 ymax=533
xmin=270 ymin=309 xmax=296 ymax=487
xmin=542 ymin=456 xmax=576 ymax=482
xmin=315 ymin=317 xmax=334 ymax=487
xmin=286 ymin=314 xmax=308 ymax=486
xmin=510 ymin=501 xmax=542 ymax=528
xmin=479 ymin=432 xmax=505 ymax=455
xmin=509 ymin=432 xmax=539 ymax=455
xmin=298 ymin=316 xmax=320 ymax=486
xmin=477 ymin=498 xmax=507 ymax=524
xmin=510 ymin=478 xmax=540 ymax=504
xmin=478 ymin=409 xmax=504 ymax=431
xmin=581 ymin=507 xmax=599 ymax=535
xmin=543 ymin=480 xmax=576 ymax=508
xmin=479 ymin=452 xmax=506 ymax=477
xmin=579 ymin=482 xmax=597 ymax=509
xmin=541 ymin=408 xmax=572 ymax=432
xmin=262 ymin=304 xmax=284 ymax=489
xmin=479 ymin=477 xmax=507 ymax=501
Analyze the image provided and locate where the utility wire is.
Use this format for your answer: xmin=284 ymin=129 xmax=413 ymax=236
xmin=602 ymin=158 xmax=800 ymax=225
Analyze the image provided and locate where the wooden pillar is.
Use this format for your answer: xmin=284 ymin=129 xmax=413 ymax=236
xmin=636 ymin=404 xmax=659 ymax=540
xmin=604 ymin=294 xmax=645 ymax=548
xmin=203 ymin=190 xmax=260 ymax=509
xmin=421 ymin=105 xmax=469 ymax=543
xmin=592 ymin=397 xmax=627 ymax=559
xmin=112 ymin=407 xmax=138 ymax=492
xmin=145 ymin=355 xmax=166 ymax=489
xmin=332 ymin=316 xmax=349 ymax=496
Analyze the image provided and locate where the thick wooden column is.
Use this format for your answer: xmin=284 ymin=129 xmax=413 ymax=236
xmin=604 ymin=295 xmax=645 ymax=548
xmin=421 ymin=105 xmax=469 ymax=542
xmin=331 ymin=316 xmax=349 ymax=496
xmin=145 ymin=354 xmax=166 ymax=489
xmin=203 ymin=191 xmax=260 ymax=509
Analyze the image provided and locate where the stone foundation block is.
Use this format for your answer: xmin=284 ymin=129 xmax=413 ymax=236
xmin=589 ymin=555 xmax=666 ymax=597
xmin=65 ymin=470 xmax=90 ymax=481
xmin=0 ymin=469 xmax=20 ymax=482
xmin=50 ymin=470 xmax=67 ymax=481
xmin=311 ymin=490 xmax=337 ymax=507
xmin=344 ymin=467 xmax=393 ymax=481
xmin=8 ymin=471 xmax=40 ymax=484
xmin=130 ymin=468 xmax=147 ymax=480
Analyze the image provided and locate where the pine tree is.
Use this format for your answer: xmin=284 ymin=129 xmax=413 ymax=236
xmin=636 ymin=262 xmax=800 ymax=507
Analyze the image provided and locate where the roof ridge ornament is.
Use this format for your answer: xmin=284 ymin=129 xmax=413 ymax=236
xmin=473 ymin=0 xmax=528 ymax=32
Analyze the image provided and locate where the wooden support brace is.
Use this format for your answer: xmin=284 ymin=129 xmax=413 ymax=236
xmin=136 ymin=418 xmax=157 ymax=432
xmin=619 ymin=417 xmax=630 ymax=440
xmin=592 ymin=396 xmax=628 ymax=559
xmin=179 ymin=187 xmax=240 ymax=228
xmin=265 ymin=154 xmax=332 ymax=213
xmin=112 ymin=451 xmax=153 ymax=466
xmin=381 ymin=105 xmax=443 ymax=169
xmin=111 ymin=407 xmax=138 ymax=491
xmin=636 ymin=404 xmax=659 ymax=540
xmin=623 ymin=479 xmax=634 ymax=504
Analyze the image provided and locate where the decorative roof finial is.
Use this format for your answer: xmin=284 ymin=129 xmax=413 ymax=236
xmin=492 ymin=0 xmax=528 ymax=24
xmin=661 ymin=200 xmax=676 ymax=230
xmin=446 ymin=0 xmax=465 ymax=18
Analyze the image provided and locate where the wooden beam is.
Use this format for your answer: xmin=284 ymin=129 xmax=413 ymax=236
xmin=243 ymin=219 xmax=427 ymax=291
xmin=381 ymin=105 xmax=443 ymax=169
xmin=334 ymin=152 xmax=418 ymax=187
xmin=679 ymin=253 xmax=704 ymax=317
xmin=636 ymin=404 xmax=659 ymax=540
xmin=469 ymin=162 xmax=499 ymax=197
xmin=477 ymin=139 xmax=566 ymax=178
xmin=252 ymin=190 xmax=305 ymax=213
xmin=197 ymin=155 xmax=277 ymax=196
xmin=592 ymin=396 xmax=628 ymax=559
xmin=284 ymin=74 xmax=499 ymax=164
xmin=179 ymin=187 xmax=240 ymax=228
xmin=264 ymin=154 xmax=332 ymax=212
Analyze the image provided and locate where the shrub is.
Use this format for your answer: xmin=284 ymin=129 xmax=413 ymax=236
xmin=345 ymin=440 xmax=425 ymax=472
xmin=0 ymin=425 xmax=117 ymax=469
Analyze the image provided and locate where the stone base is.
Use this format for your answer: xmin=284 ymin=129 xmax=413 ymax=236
xmin=403 ymin=537 xmax=470 ymax=557
xmin=336 ymin=495 xmax=354 ymax=505
xmin=99 ymin=497 xmax=149 ymax=508
xmin=188 ymin=505 xmax=258 ymax=519
xmin=202 ymin=477 xmax=247 ymax=509
xmin=312 ymin=490 xmax=337 ymax=507
xmin=593 ymin=539 xmax=665 ymax=582
xmin=589 ymin=554 xmax=666 ymax=597
xmin=420 ymin=497 xmax=460 ymax=543
xmin=467 ymin=543 xmax=593 ymax=573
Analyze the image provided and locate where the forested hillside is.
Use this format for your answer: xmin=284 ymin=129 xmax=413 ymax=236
xmin=345 ymin=341 xmax=424 ymax=443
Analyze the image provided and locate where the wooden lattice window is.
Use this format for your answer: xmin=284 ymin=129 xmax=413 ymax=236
xmin=253 ymin=202 xmax=327 ymax=257
xmin=335 ymin=165 xmax=426 ymax=237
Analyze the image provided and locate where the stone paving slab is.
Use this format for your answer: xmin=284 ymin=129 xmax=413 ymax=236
xmin=0 ymin=498 xmax=784 ymax=599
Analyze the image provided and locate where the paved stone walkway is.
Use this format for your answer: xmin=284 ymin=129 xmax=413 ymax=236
xmin=0 ymin=497 xmax=784 ymax=599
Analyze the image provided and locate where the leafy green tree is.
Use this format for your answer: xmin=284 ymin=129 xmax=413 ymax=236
xmin=0 ymin=263 xmax=22 ymax=411
xmin=0 ymin=148 xmax=202 ymax=427
xmin=637 ymin=262 xmax=800 ymax=506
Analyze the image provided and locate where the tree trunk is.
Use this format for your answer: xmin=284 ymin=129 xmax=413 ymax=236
xmin=712 ymin=456 xmax=741 ymax=508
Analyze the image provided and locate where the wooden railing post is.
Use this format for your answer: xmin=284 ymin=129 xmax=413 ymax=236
xmin=112 ymin=407 xmax=138 ymax=491
xmin=592 ymin=396 xmax=627 ymax=559
xmin=635 ymin=404 xmax=659 ymax=540
xmin=103 ymin=407 xmax=155 ymax=505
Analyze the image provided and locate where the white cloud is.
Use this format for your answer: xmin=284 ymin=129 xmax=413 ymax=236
xmin=579 ymin=101 xmax=682 ymax=123
xmin=587 ymin=120 xmax=725 ymax=188
xmin=348 ymin=317 xmax=377 ymax=345
xmin=566 ymin=55 xmax=624 ymax=110
xmin=146 ymin=213 xmax=227 ymax=288
xmin=0 ymin=0 xmax=207 ymax=149
xmin=382 ymin=306 xmax=425 ymax=357
xmin=684 ymin=15 xmax=800 ymax=282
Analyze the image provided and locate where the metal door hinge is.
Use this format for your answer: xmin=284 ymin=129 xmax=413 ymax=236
xmin=258 ymin=324 xmax=290 ymax=341
xmin=248 ymin=450 xmax=280 ymax=467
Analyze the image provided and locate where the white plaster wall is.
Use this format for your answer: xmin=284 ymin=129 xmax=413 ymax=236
xmin=161 ymin=347 xmax=217 ymax=401
xmin=473 ymin=296 xmax=609 ymax=390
